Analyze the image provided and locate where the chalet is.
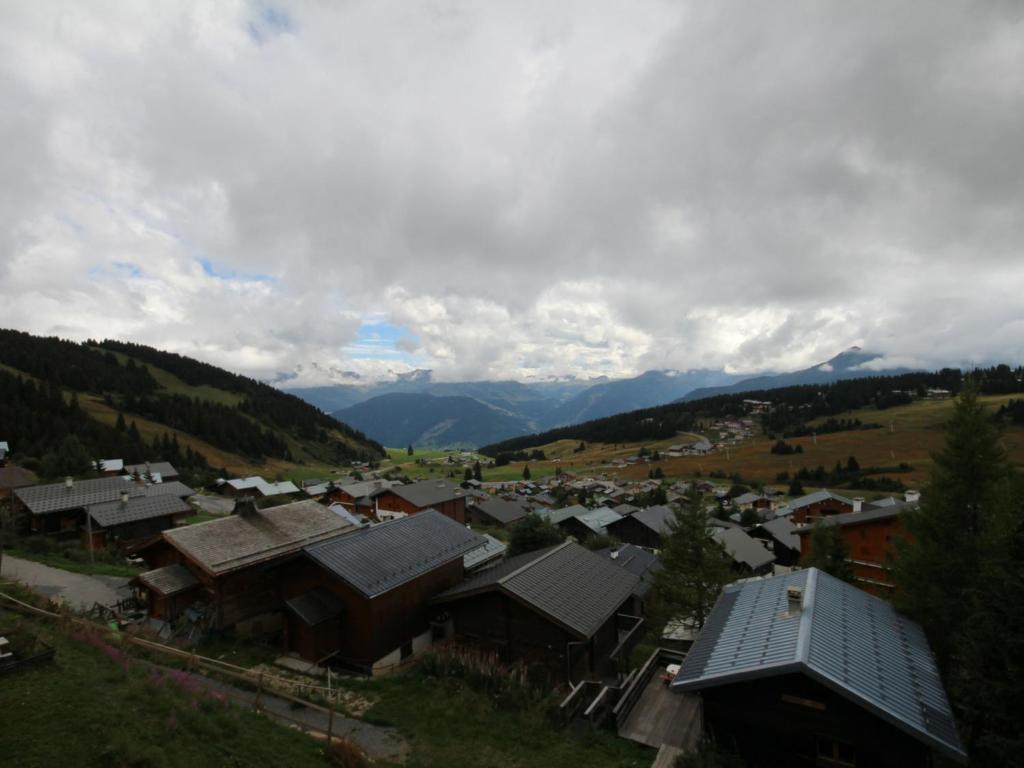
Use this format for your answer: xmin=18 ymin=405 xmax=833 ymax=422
xmin=374 ymin=479 xmax=466 ymax=523
xmin=467 ymin=497 xmax=531 ymax=528
xmin=731 ymin=492 xmax=771 ymax=512
xmin=712 ymin=526 xmax=775 ymax=576
xmin=0 ymin=464 xmax=36 ymax=502
xmin=97 ymin=459 xmax=125 ymax=476
xmin=319 ymin=479 xmax=394 ymax=517
xmin=778 ymin=489 xmax=854 ymax=525
xmin=671 ymin=569 xmax=966 ymax=767
xmin=280 ymin=511 xmax=483 ymax=671
xmin=124 ymin=461 xmax=180 ymax=482
xmin=606 ymin=505 xmax=675 ymax=550
xmin=135 ymin=500 xmax=358 ymax=630
xmin=597 ymin=544 xmax=661 ymax=603
xmin=796 ymin=501 xmax=913 ymax=595
xmin=14 ymin=476 xmax=194 ymax=543
xmin=751 ymin=516 xmax=801 ymax=566
xmin=433 ymin=542 xmax=641 ymax=682
xmin=535 ymin=504 xmax=586 ymax=526
xmin=219 ymin=476 xmax=300 ymax=498
xmin=556 ymin=506 xmax=622 ymax=542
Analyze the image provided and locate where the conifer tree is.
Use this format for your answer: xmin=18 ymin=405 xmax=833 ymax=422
xmin=803 ymin=521 xmax=854 ymax=582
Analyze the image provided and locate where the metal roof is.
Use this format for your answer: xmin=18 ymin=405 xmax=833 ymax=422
xmin=672 ymin=569 xmax=966 ymax=763
xmin=305 ymin=510 xmax=484 ymax=598
xmin=612 ymin=505 xmax=675 ymax=536
xmin=795 ymin=503 xmax=911 ymax=535
xmin=164 ymin=499 xmax=357 ymax=576
xmin=712 ymin=527 xmax=775 ymax=571
xmin=537 ymin=504 xmax=586 ymax=525
xmin=435 ymin=542 xmax=640 ymax=639
xmin=137 ymin=564 xmax=200 ymax=597
xmin=16 ymin=475 xmax=138 ymax=515
xmin=571 ymin=506 xmax=622 ymax=534
xmin=786 ymin=489 xmax=854 ymax=510
xmin=463 ymin=533 xmax=508 ymax=570
xmin=88 ymin=493 xmax=191 ymax=528
xmin=469 ymin=498 xmax=531 ymax=525
xmin=285 ymin=588 xmax=345 ymax=626
xmin=386 ymin=479 xmax=463 ymax=509
xmin=142 ymin=481 xmax=195 ymax=498
xmin=99 ymin=459 xmax=124 ymax=472
xmin=124 ymin=461 xmax=179 ymax=479
xmin=757 ymin=516 xmax=800 ymax=550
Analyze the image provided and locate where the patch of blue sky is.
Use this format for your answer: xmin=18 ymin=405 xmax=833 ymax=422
xmin=195 ymin=256 xmax=276 ymax=284
xmin=247 ymin=2 xmax=294 ymax=45
xmin=344 ymin=321 xmax=421 ymax=363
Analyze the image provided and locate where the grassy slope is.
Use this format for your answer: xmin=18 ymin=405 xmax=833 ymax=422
xmin=445 ymin=396 xmax=1024 ymax=488
xmin=0 ymin=602 xmax=327 ymax=768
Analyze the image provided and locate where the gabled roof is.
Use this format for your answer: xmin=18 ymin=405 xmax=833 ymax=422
xmin=756 ymin=516 xmax=800 ymax=551
xmin=537 ymin=504 xmax=587 ymax=525
xmin=732 ymin=492 xmax=766 ymax=506
xmin=385 ymin=479 xmax=463 ymax=509
xmin=469 ymin=497 xmax=531 ymax=525
xmin=305 ymin=510 xmax=484 ymax=598
xmin=786 ymin=489 xmax=854 ymax=510
xmin=434 ymin=542 xmax=639 ymax=639
xmin=0 ymin=465 xmax=37 ymax=491
xmin=88 ymin=493 xmax=191 ymax=528
xmin=569 ymin=506 xmax=622 ymax=534
xmin=15 ymin=476 xmax=193 ymax=516
xmin=611 ymin=505 xmax=674 ymax=537
xmin=597 ymin=544 xmax=661 ymax=598
xmin=463 ymin=533 xmax=508 ymax=570
xmin=672 ymin=569 xmax=966 ymax=763
xmin=137 ymin=563 xmax=200 ymax=597
xmin=99 ymin=459 xmax=124 ymax=472
xmin=124 ymin=461 xmax=179 ymax=479
xmin=794 ymin=503 xmax=910 ymax=535
xmin=712 ymin=527 xmax=775 ymax=571
xmin=164 ymin=500 xmax=356 ymax=576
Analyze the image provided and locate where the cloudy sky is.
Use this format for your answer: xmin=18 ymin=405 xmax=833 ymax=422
xmin=2 ymin=1 xmax=1022 ymax=386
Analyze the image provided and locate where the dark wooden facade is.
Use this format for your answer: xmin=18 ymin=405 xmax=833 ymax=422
xmin=698 ymin=673 xmax=932 ymax=768
xmin=280 ymin=557 xmax=465 ymax=667
xmin=375 ymin=491 xmax=466 ymax=524
xmin=790 ymin=498 xmax=853 ymax=526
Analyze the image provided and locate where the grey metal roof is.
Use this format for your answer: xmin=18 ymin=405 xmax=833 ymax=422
xmin=435 ymin=542 xmax=640 ymax=639
xmin=537 ymin=504 xmax=586 ymax=525
xmin=137 ymin=564 xmax=200 ymax=596
xmin=732 ymin=492 xmax=766 ymax=506
xmin=463 ymin=533 xmax=508 ymax=570
xmin=612 ymin=504 xmax=675 ymax=536
xmin=88 ymin=493 xmax=191 ymax=528
xmin=786 ymin=489 xmax=854 ymax=510
xmin=16 ymin=476 xmax=139 ymax=515
xmin=285 ymin=588 xmax=345 ymax=626
xmin=570 ymin=506 xmax=622 ymax=534
xmin=164 ymin=499 xmax=357 ymax=576
xmin=469 ymin=497 xmax=530 ymax=525
xmin=597 ymin=544 xmax=661 ymax=598
xmin=142 ymin=480 xmax=195 ymax=498
xmin=757 ymin=516 xmax=800 ymax=550
xmin=794 ymin=504 xmax=909 ymax=534
xmin=305 ymin=510 xmax=484 ymax=598
xmin=672 ymin=568 xmax=966 ymax=763
xmin=387 ymin=479 xmax=463 ymax=509
xmin=712 ymin=527 xmax=775 ymax=571
xmin=124 ymin=461 xmax=178 ymax=478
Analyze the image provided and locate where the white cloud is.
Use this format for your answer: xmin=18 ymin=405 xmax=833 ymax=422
xmin=1 ymin=1 xmax=1022 ymax=383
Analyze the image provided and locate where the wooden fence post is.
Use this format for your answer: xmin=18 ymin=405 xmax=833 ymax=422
xmin=327 ymin=706 xmax=335 ymax=748
xmin=255 ymin=672 xmax=263 ymax=712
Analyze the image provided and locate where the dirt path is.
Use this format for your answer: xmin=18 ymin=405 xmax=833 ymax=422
xmin=0 ymin=555 xmax=131 ymax=609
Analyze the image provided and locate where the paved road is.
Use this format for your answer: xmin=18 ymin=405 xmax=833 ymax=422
xmin=0 ymin=555 xmax=132 ymax=609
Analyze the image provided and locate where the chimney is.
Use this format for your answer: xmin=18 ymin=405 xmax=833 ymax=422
xmin=853 ymin=497 xmax=864 ymax=513
xmin=905 ymin=490 xmax=920 ymax=504
xmin=120 ymin=491 xmax=130 ymax=506
xmin=787 ymin=586 xmax=803 ymax=615
xmin=65 ymin=476 xmax=73 ymax=490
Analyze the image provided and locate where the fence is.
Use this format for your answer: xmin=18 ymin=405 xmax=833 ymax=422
xmin=0 ymin=589 xmax=352 ymax=748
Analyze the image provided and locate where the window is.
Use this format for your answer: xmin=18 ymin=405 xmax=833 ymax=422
xmin=816 ymin=737 xmax=856 ymax=767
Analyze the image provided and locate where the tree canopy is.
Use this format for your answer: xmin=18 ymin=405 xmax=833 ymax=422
xmin=507 ymin=513 xmax=563 ymax=557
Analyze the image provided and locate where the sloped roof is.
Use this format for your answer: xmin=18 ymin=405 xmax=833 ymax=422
xmin=712 ymin=527 xmax=775 ymax=571
xmin=597 ymin=544 xmax=661 ymax=598
xmin=88 ymin=493 xmax=191 ymax=528
xmin=124 ymin=461 xmax=178 ymax=478
xmin=672 ymin=569 xmax=966 ymax=763
xmin=613 ymin=504 xmax=675 ymax=536
xmin=305 ymin=510 xmax=483 ymax=598
xmin=786 ymin=489 xmax=854 ymax=510
xmin=0 ymin=465 xmax=37 ymax=491
xmin=463 ymin=533 xmax=508 ymax=570
xmin=386 ymin=479 xmax=463 ymax=509
xmin=142 ymin=481 xmax=195 ymax=498
xmin=537 ymin=504 xmax=586 ymax=525
xmin=570 ymin=506 xmax=622 ymax=534
xmin=794 ymin=503 xmax=910 ymax=535
xmin=137 ymin=564 xmax=200 ymax=597
xmin=164 ymin=499 xmax=356 ymax=576
xmin=469 ymin=497 xmax=531 ymax=525
xmin=16 ymin=475 xmax=138 ymax=515
xmin=757 ymin=516 xmax=800 ymax=550
xmin=99 ymin=459 xmax=124 ymax=472
xmin=732 ymin=492 xmax=766 ymax=506
xmin=434 ymin=542 xmax=639 ymax=639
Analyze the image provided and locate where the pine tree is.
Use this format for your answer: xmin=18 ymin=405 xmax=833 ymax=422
xmin=473 ymin=461 xmax=482 ymax=482
xmin=522 ymin=464 xmax=531 ymax=480
xmin=803 ymin=521 xmax=854 ymax=582
xmin=653 ymin=494 xmax=732 ymax=629
xmin=507 ymin=513 xmax=563 ymax=557
xmin=788 ymin=477 xmax=804 ymax=496
xmin=894 ymin=380 xmax=1014 ymax=668
xmin=407 ymin=444 xmax=414 ymax=456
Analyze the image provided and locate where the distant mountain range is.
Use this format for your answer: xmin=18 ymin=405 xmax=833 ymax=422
xmin=284 ymin=348 xmax=920 ymax=448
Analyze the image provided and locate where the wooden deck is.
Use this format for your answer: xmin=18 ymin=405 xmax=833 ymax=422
xmin=617 ymin=674 xmax=701 ymax=750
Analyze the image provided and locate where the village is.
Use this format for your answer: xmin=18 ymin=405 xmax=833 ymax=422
xmin=0 ymin=412 xmax=970 ymax=768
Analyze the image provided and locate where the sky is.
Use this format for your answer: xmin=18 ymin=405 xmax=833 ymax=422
xmin=1 ymin=1 xmax=1022 ymax=387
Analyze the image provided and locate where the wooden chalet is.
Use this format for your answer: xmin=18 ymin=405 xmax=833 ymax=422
xmin=280 ymin=510 xmax=484 ymax=671
xmin=778 ymin=490 xmax=854 ymax=525
xmin=555 ymin=506 xmax=622 ymax=542
xmin=134 ymin=500 xmax=358 ymax=630
xmin=374 ymin=479 xmax=467 ymax=523
xmin=606 ymin=504 xmax=675 ymax=549
xmin=467 ymin=497 xmax=531 ymax=528
xmin=751 ymin=515 xmax=801 ymax=566
xmin=671 ymin=569 xmax=967 ymax=767
xmin=796 ymin=500 xmax=913 ymax=595
xmin=712 ymin=526 xmax=775 ymax=576
xmin=433 ymin=542 xmax=641 ymax=682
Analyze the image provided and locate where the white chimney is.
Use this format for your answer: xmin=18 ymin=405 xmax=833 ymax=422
xmin=787 ymin=586 xmax=803 ymax=614
xmin=905 ymin=490 xmax=921 ymax=503
xmin=853 ymin=497 xmax=864 ymax=513
xmin=120 ymin=491 xmax=130 ymax=505
xmin=65 ymin=476 xmax=73 ymax=489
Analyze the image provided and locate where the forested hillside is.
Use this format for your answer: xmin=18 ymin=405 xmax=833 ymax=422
xmin=480 ymin=366 xmax=1024 ymax=456
xmin=0 ymin=330 xmax=384 ymax=483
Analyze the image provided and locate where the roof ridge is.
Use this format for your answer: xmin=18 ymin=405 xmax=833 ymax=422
xmin=795 ymin=568 xmax=817 ymax=664
xmin=498 ymin=541 xmax=571 ymax=585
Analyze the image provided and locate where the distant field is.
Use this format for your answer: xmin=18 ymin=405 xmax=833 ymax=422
xmin=475 ymin=395 xmax=1024 ymax=488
